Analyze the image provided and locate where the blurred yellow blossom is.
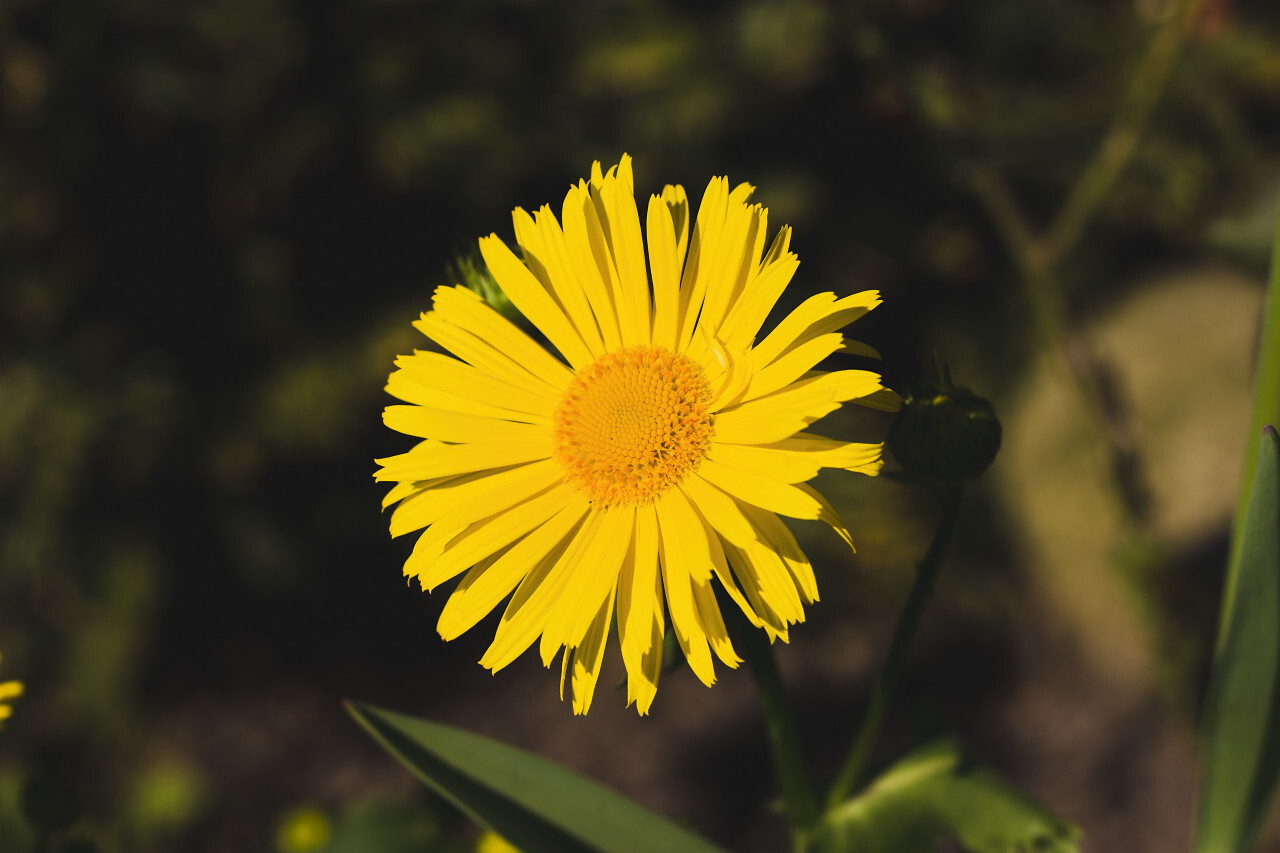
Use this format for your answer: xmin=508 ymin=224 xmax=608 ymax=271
xmin=475 ymin=829 xmax=521 ymax=853
xmin=0 ymin=653 xmax=22 ymax=729
xmin=275 ymin=805 xmax=331 ymax=852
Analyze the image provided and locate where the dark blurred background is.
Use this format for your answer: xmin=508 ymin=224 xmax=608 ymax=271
xmin=1 ymin=0 xmax=1278 ymax=850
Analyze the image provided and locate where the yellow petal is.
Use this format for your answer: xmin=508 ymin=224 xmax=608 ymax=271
xmin=388 ymin=460 xmax=560 ymax=538
xmin=570 ymin=581 xmax=618 ymax=715
xmin=715 ymin=370 xmax=889 ymax=443
xmin=540 ymin=504 xmax=634 ymax=663
xmin=528 ymin=205 xmax=607 ymax=358
xmin=854 ymin=387 xmax=904 ymax=412
xmin=797 ymin=482 xmax=856 ymax=552
xmin=432 ymin=284 xmax=579 ymax=386
xmin=699 ymin=329 xmax=754 ymax=411
xmin=707 ymin=442 xmax=824 ymax=484
xmin=374 ymin=439 xmax=550 ymax=483
xmin=721 ymin=537 xmax=798 ymax=641
xmin=581 ymin=177 xmax=642 ymax=347
xmin=478 ymin=237 xmax=596 ymax=371
xmin=601 ymin=155 xmax=650 ymax=345
xmin=655 ymin=490 xmax=715 ymax=685
xmin=438 ymin=496 xmax=590 ymax=641
xmin=692 ymin=574 xmax=740 ymax=668
xmin=731 ymin=529 xmax=805 ymax=627
xmin=662 ymin=184 xmax=690 ymax=275
xmin=739 ymin=503 xmax=819 ymax=603
xmin=695 ymin=199 xmax=761 ymax=341
xmin=752 ymin=290 xmax=881 ymax=368
xmin=416 ymin=310 xmax=564 ymax=399
xmin=654 ymin=486 xmax=713 ymax=582
xmin=409 ymin=482 xmax=574 ymax=591
xmin=741 ymin=333 xmax=844 ymax=401
xmin=480 ymin=509 xmax=603 ymax=672
xmin=713 ymin=379 xmax=840 ymax=444
xmin=679 ymin=474 xmax=757 ymax=547
xmin=380 ymin=479 xmax=420 ymax=510
xmin=721 ymin=249 xmax=799 ymax=352
xmin=840 ymin=339 xmax=881 ymax=359
xmin=561 ymin=183 xmax=623 ymax=351
xmin=676 ymin=176 xmax=729 ymax=352
xmin=382 ymin=405 xmax=549 ymax=444
xmin=696 ymin=513 xmax=765 ymax=631
xmin=388 ymin=351 xmax=554 ymax=422
xmin=617 ymin=502 xmax=663 ymax=714
xmin=646 ymin=194 xmax=681 ymax=350
xmin=698 ymin=457 xmax=830 ymax=523
xmin=752 ymin=434 xmax=885 ymax=476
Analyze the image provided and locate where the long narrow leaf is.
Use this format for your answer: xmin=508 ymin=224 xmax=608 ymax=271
xmin=346 ymin=700 xmax=727 ymax=853
xmin=1220 ymin=201 xmax=1280 ymax=644
xmin=1196 ymin=426 xmax=1280 ymax=853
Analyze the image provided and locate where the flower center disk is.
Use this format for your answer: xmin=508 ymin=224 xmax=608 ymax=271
xmin=553 ymin=346 xmax=714 ymax=506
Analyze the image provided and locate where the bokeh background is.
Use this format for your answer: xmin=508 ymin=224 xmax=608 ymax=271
xmin=1 ymin=0 xmax=1278 ymax=850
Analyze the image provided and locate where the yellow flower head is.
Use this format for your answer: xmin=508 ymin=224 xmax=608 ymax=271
xmin=377 ymin=156 xmax=898 ymax=714
xmin=0 ymin=653 xmax=23 ymax=729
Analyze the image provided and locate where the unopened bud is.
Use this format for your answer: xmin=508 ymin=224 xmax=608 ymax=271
xmin=887 ymin=374 xmax=1001 ymax=483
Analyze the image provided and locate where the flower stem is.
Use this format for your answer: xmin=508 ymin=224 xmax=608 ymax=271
xmin=732 ymin=608 xmax=818 ymax=851
xmin=826 ymin=483 xmax=964 ymax=810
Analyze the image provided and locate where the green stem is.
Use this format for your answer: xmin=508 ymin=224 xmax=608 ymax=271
xmin=733 ymin=608 xmax=818 ymax=851
xmin=1042 ymin=0 xmax=1205 ymax=266
xmin=826 ymin=484 xmax=964 ymax=810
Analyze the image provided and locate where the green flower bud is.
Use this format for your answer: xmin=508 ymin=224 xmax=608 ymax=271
xmin=887 ymin=373 xmax=1001 ymax=483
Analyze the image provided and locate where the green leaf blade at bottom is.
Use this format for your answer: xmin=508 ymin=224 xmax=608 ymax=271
xmin=345 ymin=700 xmax=727 ymax=853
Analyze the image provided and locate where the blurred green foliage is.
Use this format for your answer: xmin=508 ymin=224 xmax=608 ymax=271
xmin=0 ymin=0 xmax=1277 ymax=849
xmin=815 ymin=740 xmax=1079 ymax=853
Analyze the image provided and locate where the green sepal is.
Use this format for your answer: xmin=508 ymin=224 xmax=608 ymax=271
xmin=814 ymin=741 xmax=1079 ymax=853
xmin=345 ymin=700 xmax=727 ymax=853
xmin=449 ymin=251 xmax=517 ymax=320
xmin=1195 ymin=426 xmax=1280 ymax=853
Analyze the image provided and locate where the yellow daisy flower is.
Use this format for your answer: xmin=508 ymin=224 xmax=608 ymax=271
xmin=0 ymin=653 xmax=22 ymax=728
xmin=378 ymin=155 xmax=898 ymax=715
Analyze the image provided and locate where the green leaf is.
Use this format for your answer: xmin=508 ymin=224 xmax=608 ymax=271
xmin=1222 ymin=201 xmax=1280 ymax=637
xmin=814 ymin=741 xmax=1079 ymax=853
xmin=1196 ymin=426 xmax=1280 ymax=853
xmin=345 ymin=701 xmax=727 ymax=853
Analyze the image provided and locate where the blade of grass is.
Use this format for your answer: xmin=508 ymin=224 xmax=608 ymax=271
xmin=345 ymin=700 xmax=727 ymax=853
xmin=1219 ymin=201 xmax=1280 ymax=645
xmin=1196 ymin=427 xmax=1280 ymax=853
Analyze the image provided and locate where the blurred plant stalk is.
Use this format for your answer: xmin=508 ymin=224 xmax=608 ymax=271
xmin=967 ymin=0 xmax=1210 ymax=531
xmin=825 ymin=483 xmax=964 ymax=811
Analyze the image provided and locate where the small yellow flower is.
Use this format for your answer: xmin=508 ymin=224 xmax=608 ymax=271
xmin=378 ymin=156 xmax=897 ymax=714
xmin=275 ymin=805 xmax=331 ymax=853
xmin=0 ymin=653 xmax=23 ymax=728
xmin=475 ymin=830 xmax=521 ymax=853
